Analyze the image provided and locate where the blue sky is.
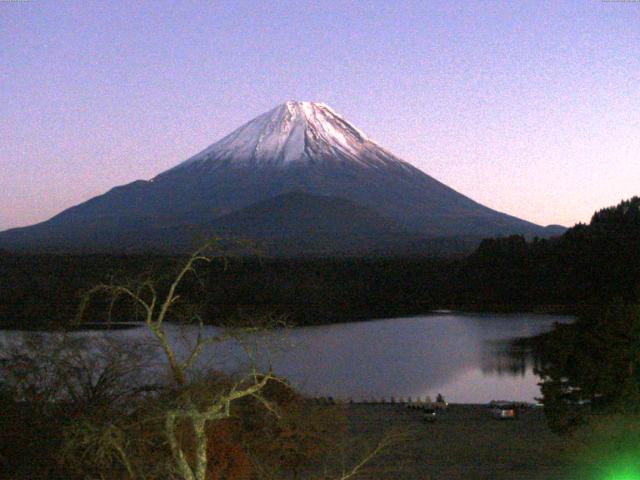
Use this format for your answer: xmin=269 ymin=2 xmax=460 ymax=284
xmin=2 ymin=0 xmax=639 ymax=229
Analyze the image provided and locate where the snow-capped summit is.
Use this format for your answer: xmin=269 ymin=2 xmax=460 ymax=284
xmin=171 ymin=101 xmax=406 ymax=170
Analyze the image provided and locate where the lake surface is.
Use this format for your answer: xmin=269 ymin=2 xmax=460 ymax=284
xmin=1 ymin=312 xmax=571 ymax=404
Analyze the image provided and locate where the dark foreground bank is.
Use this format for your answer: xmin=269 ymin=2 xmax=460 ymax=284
xmin=346 ymin=403 xmax=573 ymax=480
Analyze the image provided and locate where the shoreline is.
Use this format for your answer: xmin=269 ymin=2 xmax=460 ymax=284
xmin=1 ymin=307 xmax=575 ymax=332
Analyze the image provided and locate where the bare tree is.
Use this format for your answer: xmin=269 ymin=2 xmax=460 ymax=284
xmin=75 ymin=242 xmax=286 ymax=480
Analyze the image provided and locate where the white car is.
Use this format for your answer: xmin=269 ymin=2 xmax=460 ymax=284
xmin=491 ymin=404 xmax=517 ymax=419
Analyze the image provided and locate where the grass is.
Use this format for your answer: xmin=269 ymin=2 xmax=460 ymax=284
xmin=346 ymin=403 xmax=574 ymax=480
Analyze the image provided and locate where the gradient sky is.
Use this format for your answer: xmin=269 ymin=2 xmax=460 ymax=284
xmin=2 ymin=0 xmax=639 ymax=231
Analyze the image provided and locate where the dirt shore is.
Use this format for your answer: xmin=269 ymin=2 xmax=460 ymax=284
xmin=345 ymin=403 xmax=573 ymax=480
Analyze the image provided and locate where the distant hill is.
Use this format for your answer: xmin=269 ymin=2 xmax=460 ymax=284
xmin=209 ymin=192 xmax=414 ymax=255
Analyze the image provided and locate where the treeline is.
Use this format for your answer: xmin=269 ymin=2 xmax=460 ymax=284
xmin=0 ymin=253 xmax=182 ymax=329
xmin=1 ymin=197 xmax=639 ymax=329
xmin=0 ymin=253 xmax=457 ymax=328
xmin=457 ymin=196 xmax=640 ymax=310
xmin=204 ymin=256 xmax=457 ymax=325
xmin=523 ymin=198 xmax=640 ymax=435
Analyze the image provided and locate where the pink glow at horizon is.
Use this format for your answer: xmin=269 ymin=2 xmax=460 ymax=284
xmin=2 ymin=1 xmax=639 ymax=231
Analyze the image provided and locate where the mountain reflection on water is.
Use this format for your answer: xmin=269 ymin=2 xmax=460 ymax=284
xmin=481 ymin=340 xmax=534 ymax=377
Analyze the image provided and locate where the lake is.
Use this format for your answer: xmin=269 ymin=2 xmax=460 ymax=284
xmin=0 ymin=312 xmax=571 ymax=404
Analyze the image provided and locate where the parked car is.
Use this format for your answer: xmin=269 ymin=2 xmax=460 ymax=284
xmin=491 ymin=402 xmax=518 ymax=420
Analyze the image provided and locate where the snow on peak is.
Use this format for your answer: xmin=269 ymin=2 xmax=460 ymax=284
xmin=171 ymin=100 xmax=408 ymax=170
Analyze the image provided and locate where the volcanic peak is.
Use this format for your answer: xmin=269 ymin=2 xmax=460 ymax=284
xmin=169 ymin=100 xmax=395 ymax=171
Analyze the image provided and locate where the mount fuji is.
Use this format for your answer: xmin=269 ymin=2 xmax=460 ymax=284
xmin=0 ymin=101 xmax=564 ymax=254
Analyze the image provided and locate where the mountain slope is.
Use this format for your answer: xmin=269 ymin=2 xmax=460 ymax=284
xmin=0 ymin=101 xmax=563 ymax=253
xmin=212 ymin=192 xmax=407 ymax=238
xmin=210 ymin=192 xmax=424 ymax=255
